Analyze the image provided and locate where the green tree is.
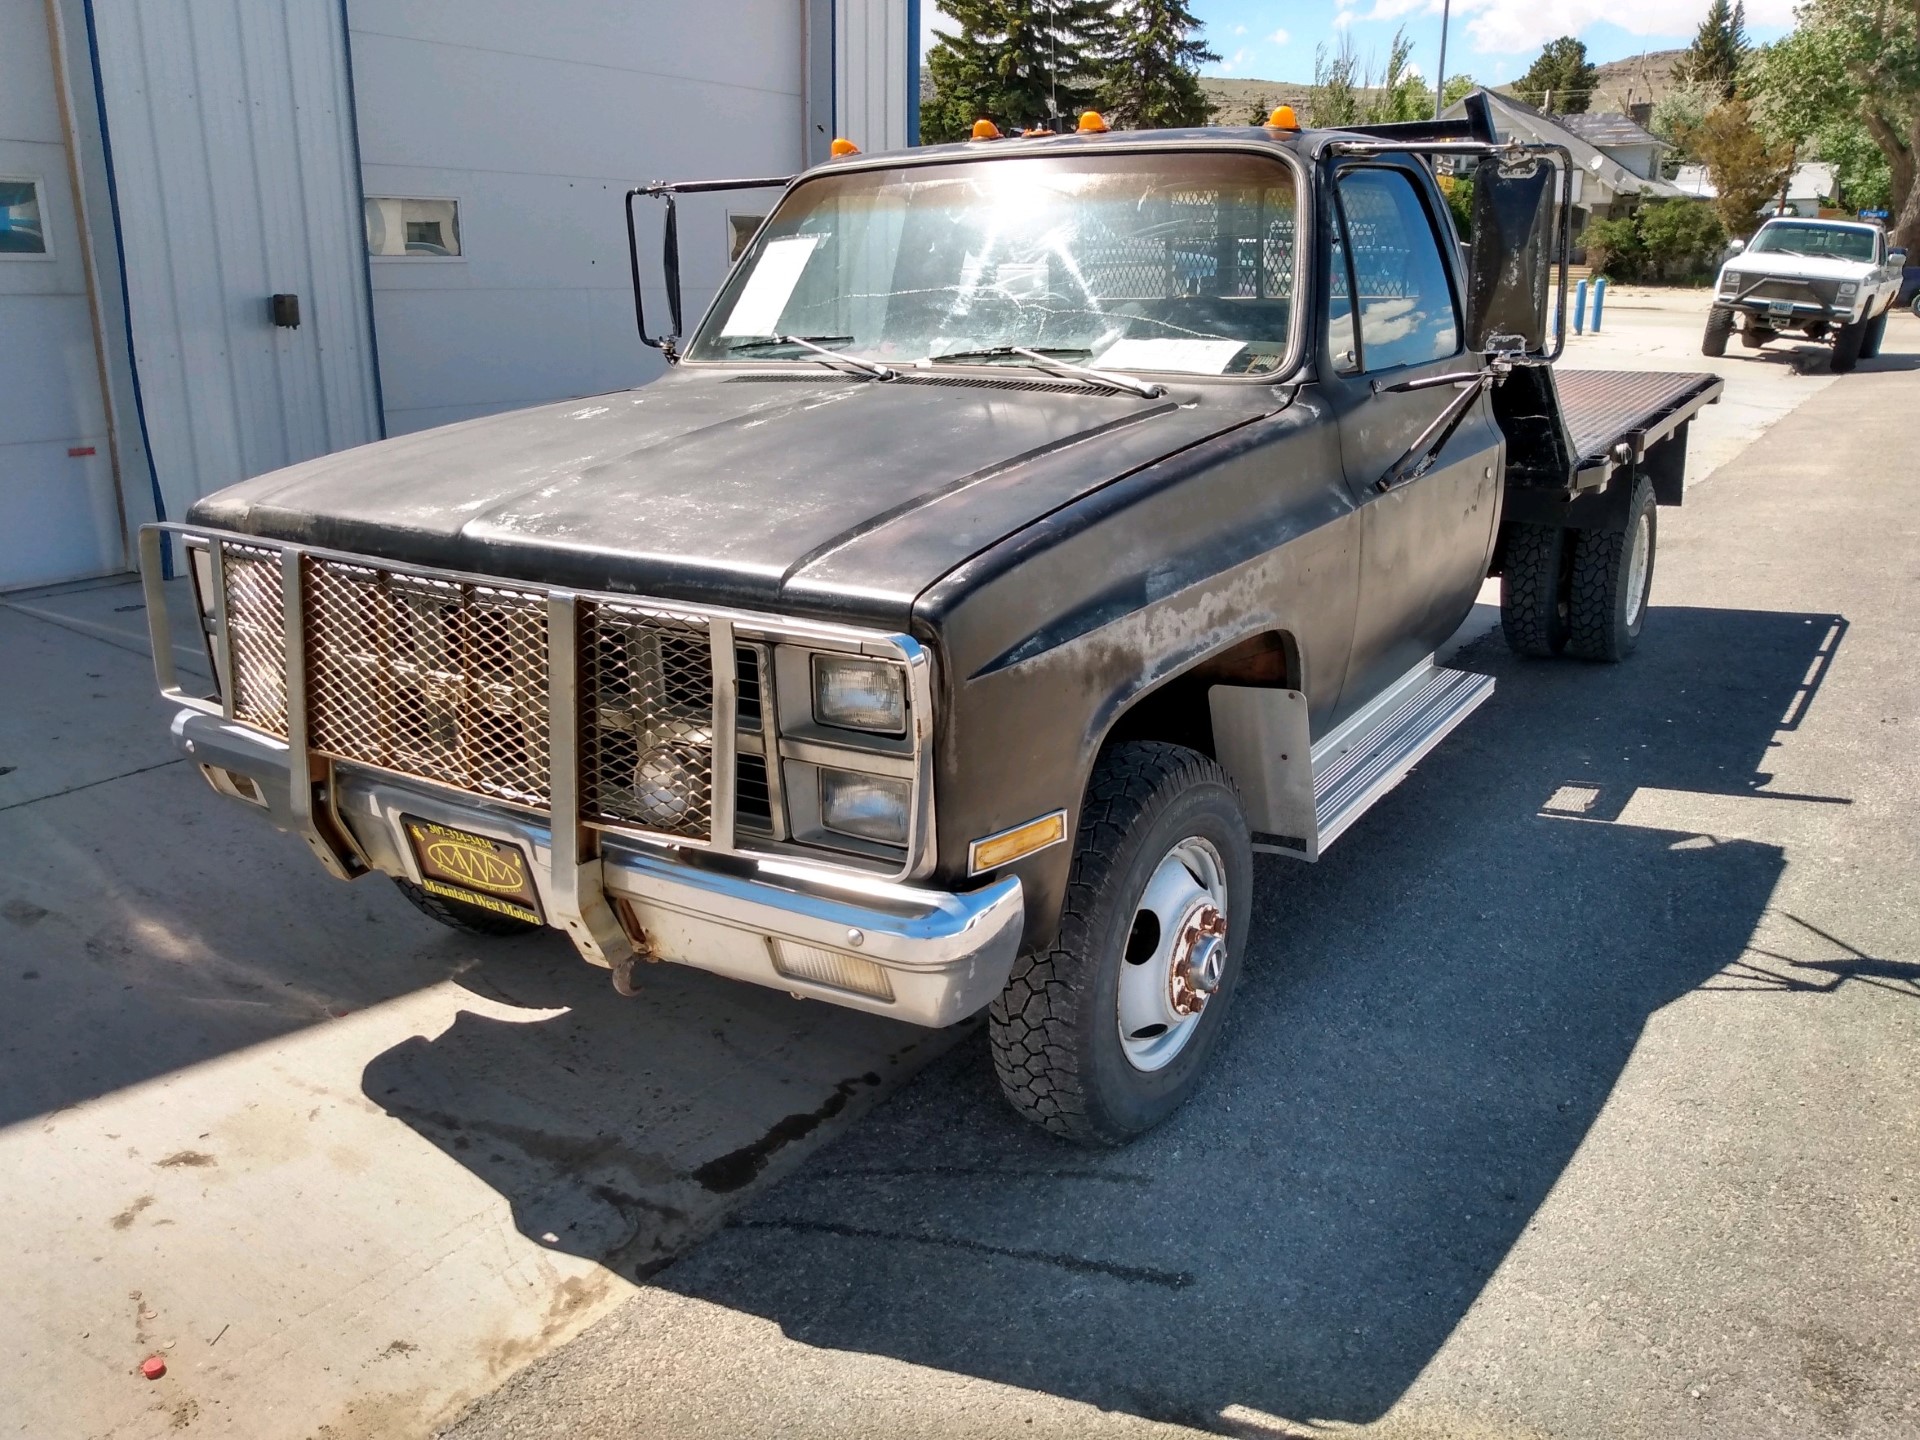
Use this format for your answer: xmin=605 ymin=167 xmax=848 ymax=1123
xmin=1637 ymin=199 xmax=1728 ymax=280
xmin=1097 ymin=0 xmax=1219 ymax=129
xmin=1743 ymin=0 xmax=1920 ymax=248
xmin=1685 ymin=97 xmax=1797 ymax=235
xmin=1651 ymin=82 xmax=1717 ymax=167
xmin=1304 ymin=27 xmax=1437 ymax=127
xmin=1372 ymin=28 xmax=1432 ymax=122
xmin=1583 ymin=215 xmax=1646 ymax=279
xmin=1676 ymin=0 xmax=1749 ymax=101
xmin=922 ymin=0 xmax=1113 ymax=142
xmin=1442 ymin=74 xmax=1480 ymax=110
xmin=1307 ymin=36 xmax=1361 ymax=127
xmin=1514 ymin=36 xmax=1598 ymax=114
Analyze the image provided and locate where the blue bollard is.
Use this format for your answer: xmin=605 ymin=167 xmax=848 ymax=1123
xmin=1574 ymin=278 xmax=1589 ymax=335
xmin=1590 ymin=277 xmax=1607 ymax=332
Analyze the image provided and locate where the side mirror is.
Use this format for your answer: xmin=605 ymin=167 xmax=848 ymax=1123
xmin=1465 ymin=155 xmax=1558 ymax=353
xmin=1891 ymin=247 xmax=1908 ymax=266
xmin=1728 ymin=237 xmax=1747 ymax=254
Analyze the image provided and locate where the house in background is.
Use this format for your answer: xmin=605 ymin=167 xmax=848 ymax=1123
xmin=1 ymin=0 xmax=916 ymax=592
xmin=1673 ymin=162 xmax=1840 ymax=220
xmin=1443 ymin=91 xmax=1688 ymax=252
xmin=1558 ymin=112 xmax=1668 ymax=184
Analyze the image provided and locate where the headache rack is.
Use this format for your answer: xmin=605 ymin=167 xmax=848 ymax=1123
xmin=139 ymin=525 xmax=936 ymax=955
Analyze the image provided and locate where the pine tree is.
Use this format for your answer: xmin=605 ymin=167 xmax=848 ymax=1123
xmin=922 ymin=1 xmax=1115 ymax=143
xmin=1676 ymin=0 xmax=1748 ymax=101
xmin=1097 ymin=0 xmax=1219 ymax=130
xmin=1514 ymin=37 xmax=1598 ymax=114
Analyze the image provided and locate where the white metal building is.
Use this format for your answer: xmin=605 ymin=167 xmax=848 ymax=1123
xmin=1 ymin=0 xmax=916 ymax=591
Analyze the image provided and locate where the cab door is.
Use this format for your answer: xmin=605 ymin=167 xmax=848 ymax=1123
xmin=1318 ymin=159 xmax=1502 ymax=724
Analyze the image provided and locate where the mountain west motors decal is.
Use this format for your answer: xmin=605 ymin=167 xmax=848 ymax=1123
xmin=402 ymin=818 xmax=543 ymax=924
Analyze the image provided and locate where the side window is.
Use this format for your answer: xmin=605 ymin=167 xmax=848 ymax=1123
xmin=1325 ymin=227 xmax=1359 ymax=374
xmin=1332 ymin=167 xmax=1460 ymax=372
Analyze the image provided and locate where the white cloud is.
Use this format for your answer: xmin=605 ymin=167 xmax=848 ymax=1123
xmin=1269 ymin=27 xmax=1291 ymax=45
xmin=1234 ymin=23 xmax=1248 ymax=35
xmin=1355 ymin=0 xmax=1796 ymax=56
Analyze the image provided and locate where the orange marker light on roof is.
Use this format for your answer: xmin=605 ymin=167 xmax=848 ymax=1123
xmin=1078 ymin=110 xmax=1110 ymax=133
xmin=829 ymin=137 xmax=860 ymax=157
xmin=1267 ymin=105 xmax=1299 ymax=130
xmin=971 ymin=118 xmax=1002 ymax=140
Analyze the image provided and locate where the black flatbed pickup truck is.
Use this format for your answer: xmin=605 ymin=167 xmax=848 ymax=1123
xmin=142 ymin=95 xmax=1721 ymax=1144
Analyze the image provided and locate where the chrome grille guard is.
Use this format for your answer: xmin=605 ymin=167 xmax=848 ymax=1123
xmin=140 ymin=525 xmax=938 ymax=965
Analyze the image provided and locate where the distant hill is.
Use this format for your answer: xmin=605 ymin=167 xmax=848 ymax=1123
xmin=926 ymin=48 xmax=1690 ymax=128
xmin=1196 ymin=48 xmax=1690 ymax=124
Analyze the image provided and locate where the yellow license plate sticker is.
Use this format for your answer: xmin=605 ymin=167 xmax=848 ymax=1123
xmin=402 ymin=818 xmax=543 ymax=924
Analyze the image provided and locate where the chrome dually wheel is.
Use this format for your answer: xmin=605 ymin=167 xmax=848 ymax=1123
xmin=989 ymin=742 xmax=1253 ymax=1146
xmin=1117 ymin=837 xmax=1229 ymax=1071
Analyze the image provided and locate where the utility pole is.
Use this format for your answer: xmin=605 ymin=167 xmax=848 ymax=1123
xmin=1432 ymin=0 xmax=1452 ymax=120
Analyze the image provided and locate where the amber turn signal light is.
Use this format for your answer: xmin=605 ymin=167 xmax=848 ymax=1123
xmin=830 ymin=137 xmax=860 ymax=157
xmin=971 ymin=118 xmax=1002 ymax=140
xmin=969 ymin=810 xmax=1068 ymax=875
xmin=1267 ymin=105 xmax=1299 ymax=130
xmin=1077 ymin=110 xmax=1110 ymax=133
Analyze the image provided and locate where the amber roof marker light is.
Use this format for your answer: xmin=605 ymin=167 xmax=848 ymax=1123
xmin=1077 ymin=110 xmax=1110 ymax=133
xmin=830 ymin=137 xmax=860 ymax=157
xmin=971 ymin=118 xmax=1003 ymax=140
xmin=1266 ymin=105 xmax=1300 ymax=131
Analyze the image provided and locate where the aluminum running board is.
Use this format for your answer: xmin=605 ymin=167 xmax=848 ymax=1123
xmin=1250 ymin=658 xmax=1493 ymax=860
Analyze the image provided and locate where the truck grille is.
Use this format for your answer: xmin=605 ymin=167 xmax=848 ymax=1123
xmin=1742 ymin=277 xmax=1838 ymax=306
xmin=579 ymin=601 xmax=716 ymax=838
xmin=305 ymin=560 xmax=552 ymax=807
xmin=222 ymin=544 xmax=291 ymax=735
xmin=186 ymin=535 xmax=919 ymax=871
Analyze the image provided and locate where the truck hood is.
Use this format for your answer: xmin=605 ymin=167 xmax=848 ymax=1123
xmin=189 ymin=368 xmax=1280 ymax=627
xmin=1723 ymin=253 xmax=1875 ymax=284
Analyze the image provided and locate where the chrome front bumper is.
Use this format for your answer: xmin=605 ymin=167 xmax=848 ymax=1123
xmin=170 ymin=706 xmax=1023 ymax=1027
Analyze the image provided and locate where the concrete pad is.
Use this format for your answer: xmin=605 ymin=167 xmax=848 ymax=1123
xmin=0 ymin=611 xmax=955 ymax=1440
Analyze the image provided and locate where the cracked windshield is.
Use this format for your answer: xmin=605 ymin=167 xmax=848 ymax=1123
xmin=687 ymin=151 xmax=1299 ymax=377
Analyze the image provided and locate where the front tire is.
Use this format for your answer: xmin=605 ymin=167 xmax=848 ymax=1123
xmin=1832 ymin=314 xmax=1867 ymax=372
xmin=1567 ymin=478 xmax=1657 ymax=662
xmin=989 ymin=743 xmax=1253 ymax=1147
xmin=1860 ymin=305 xmax=1888 ymax=359
xmin=1701 ymin=304 xmax=1733 ymax=357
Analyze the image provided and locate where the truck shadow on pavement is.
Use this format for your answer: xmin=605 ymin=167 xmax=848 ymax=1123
xmin=364 ymin=604 xmax=1847 ymax=1430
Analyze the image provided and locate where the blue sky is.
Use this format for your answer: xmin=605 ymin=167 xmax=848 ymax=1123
xmin=922 ymin=2 xmax=1796 ymax=87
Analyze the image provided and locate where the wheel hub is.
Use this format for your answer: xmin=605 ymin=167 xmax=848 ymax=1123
xmin=1168 ymin=903 xmax=1228 ymax=1016
xmin=1116 ymin=837 xmax=1230 ymax=1072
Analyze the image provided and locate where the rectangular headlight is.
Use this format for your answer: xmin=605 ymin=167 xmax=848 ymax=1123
xmin=1718 ymin=271 xmax=1739 ymax=295
xmin=812 ymin=655 xmax=907 ymax=735
xmin=818 ymin=768 xmax=910 ymax=845
xmin=1837 ymin=281 xmax=1858 ymax=296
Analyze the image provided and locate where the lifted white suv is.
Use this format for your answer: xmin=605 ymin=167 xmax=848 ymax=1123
xmin=1704 ymin=218 xmax=1905 ymax=372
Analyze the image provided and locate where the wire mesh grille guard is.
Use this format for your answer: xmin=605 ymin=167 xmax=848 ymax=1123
xmin=222 ymin=544 xmax=290 ymax=736
xmin=580 ymin=600 xmax=716 ymax=839
xmin=304 ymin=559 xmax=553 ymax=807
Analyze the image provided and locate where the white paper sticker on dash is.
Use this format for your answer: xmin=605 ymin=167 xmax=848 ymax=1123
xmin=1096 ymin=337 xmax=1247 ymax=374
xmin=720 ymin=234 xmax=822 ymax=337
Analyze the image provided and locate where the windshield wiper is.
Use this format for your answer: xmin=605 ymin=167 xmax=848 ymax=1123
xmin=923 ymin=344 xmax=1166 ymax=398
xmin=926 ymin=344 xmax=1094 ymax=363
xmin=725 ymin=335 xmax=895 ymax=381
